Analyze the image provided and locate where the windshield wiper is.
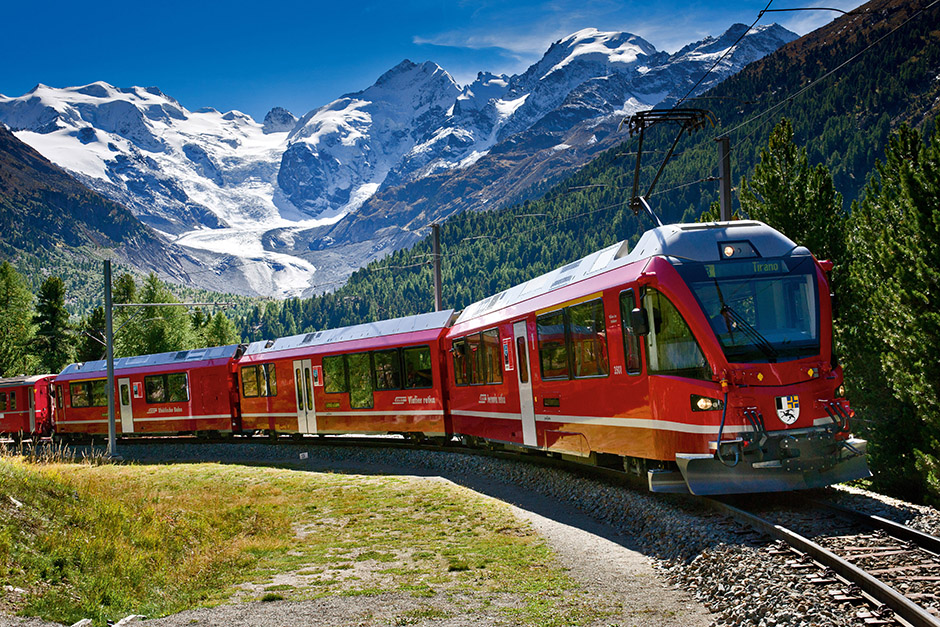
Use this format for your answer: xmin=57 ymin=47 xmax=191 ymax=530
xmin=713 ymin=280 xmax=778 ymax=363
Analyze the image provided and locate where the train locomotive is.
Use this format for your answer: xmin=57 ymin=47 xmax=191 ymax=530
xmin=12 ymin=220 xmax=870 ymax=496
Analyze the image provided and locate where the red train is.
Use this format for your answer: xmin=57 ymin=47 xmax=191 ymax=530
xmin=22 ymin=221 xmax=871 ymax=495
xmin=0 ymin=375 xmax=56 ymax=438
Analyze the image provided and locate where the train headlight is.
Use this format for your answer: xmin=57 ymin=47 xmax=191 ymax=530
xmin=835 ymin=384 xmax=846 ymax=399
xmin=691 ymin=394 xmax=724 ymax=411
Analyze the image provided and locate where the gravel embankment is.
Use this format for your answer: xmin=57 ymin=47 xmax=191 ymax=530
xmin=4 ymin=439 xmax=940 ymax=627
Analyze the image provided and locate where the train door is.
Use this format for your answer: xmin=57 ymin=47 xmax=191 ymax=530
xmin=118 ymin=378 xmax=134 ymax=433
xmin=512 ymin=321 xmax=537 ymax=447
xmin=292 ymin=359 xmax=317 ymax=434
xmin=27 ymin=386 xmax=36 ymax=433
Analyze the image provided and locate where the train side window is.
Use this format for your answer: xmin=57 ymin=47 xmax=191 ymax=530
xmin=452 ymin=339 xmax=469 ymax=386
xmin=403 ymin=345 xmax=434 ymax=389
xmin=323 ymin=355 xmax=349 ymax=394
xmin=643 ymin=289 xmax=712 ymax=380
xmin=468 ymin=333 xmax=485 ymax=385
xmin=91 ymin=380 xmax=109 ymax=406
xmin=537 ymin=310 xmax=569 ymax=380
xmin=242 ymin=365 xmax=261 ymax=397
xmin=374 ymin=349 xmax=402 ymax=390
xmin=294 ymin=367 xmax=304 ymax=407
xmin=569 ymin=299 xmax=609 ymax=378
xmin=516 ymin=337 xmax=529 ymax=384
xmin=69 ymin=384 xmax=88 ymax=408
xmin=0 ymin=392 xmax=6 ymax=410
xmin=145 ymin=373 xmax=190 ymax=403
xmin=482 ymin=329 xmax=503 ymax=384
xmin=619 ymin=290 xmax=642 ymax=375
xmin=262 ymin=364 xmax=277 ymax=397
xmin=55 ymin=385 xmax=64 ymax=409
xmin=9 ymin=391 xmax=16 ymax=411
xmin=347 ymin=352 xmax=374 ymax=409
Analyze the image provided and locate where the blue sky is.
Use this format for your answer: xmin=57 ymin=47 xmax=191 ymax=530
xmin=1 ymin=0 xmax=865 ymax=121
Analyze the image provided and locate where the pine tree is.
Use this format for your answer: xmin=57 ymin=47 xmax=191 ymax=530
xmin=75 ymin=307 xmax=106 ymax=363
xmin=119 ymin=273 xmax=195 ymax=356
xmin=31 ymin=276 xmax=75 ymax=373
xmin=201 ymin=311 xmax=240 ymax=348
xmin=739 ymin=118 xmax=847 ymax=268
xmin=845 ymin=124 xmax=940 ymax=504
xmin=0 ymin=262 xmax=36 ymax=376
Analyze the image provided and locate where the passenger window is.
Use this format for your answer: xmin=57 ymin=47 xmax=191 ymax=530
xmin=452 ymin=339 xmax=469 ymax=386
xmin=0 ymin=392 xmax=6 ymax=410
xmin=516 ymin=337 xmax=529 ymax=384
xmin=468 ymin=333 xmax=485 ymax=385
xmin=323 ymin=355 xmax=348 ymax=393
xmin=145 ymin=373 xmax=189 ymax=403
xmin=403 ymin=346 xmax=434 ymax=389
xmin=242 ymin=365 xmax=261 ymax=397
xmin=619 ymin=290 xmax=642 ymax=375
xmin=9 ymin=392 xmax=16 ymax=411
xmin=347 ymin=352 xmax=374 ymax=409
xmin=263 ymin=364 xmax=277 ymax=397
xmin=482 ymin=329 xmax=502 ymax=384
xmin=568 ymin=299 xmax=608 ymax=378
xmin=643 ymin=289 xmax=711 ymax=380
xmin=374 ymin=349 xmax=402 ymax=390
xmin=537 ymin=311 xmax=569 ymax=380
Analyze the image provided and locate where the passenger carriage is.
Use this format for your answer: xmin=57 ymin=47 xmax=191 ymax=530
xmin=237 ymin=311 xmax=453 ymax=438
xmin=0 ymin=375 xmax=56 ymax=437
xmin=446 ymin=221 xmax=869 ymax=495
xmin=54 ymin=346 xmax=242 ymax=437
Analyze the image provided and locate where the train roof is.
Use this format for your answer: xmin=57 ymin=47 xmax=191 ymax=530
xmin=455 ymin=221 xmax=803 ymax=325
xmin=0 ymin=374 xmax=55 ymax=387
xmin=57 ymin=344 xmax=242 ymax=379
xmin=243 ymin=309 xmax=456 ymax=357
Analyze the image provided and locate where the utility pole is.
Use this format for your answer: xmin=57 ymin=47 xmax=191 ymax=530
xmin=104 ymin=260 xmax=117 ymax=458
xmin=431 ymin=223 xmax=443 ymax=312
xmin=716 ymin=136 xmax=733 ymax=221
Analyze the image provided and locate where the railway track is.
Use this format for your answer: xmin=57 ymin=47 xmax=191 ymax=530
xmin=707 ymin=496 xmax=940 ymax=627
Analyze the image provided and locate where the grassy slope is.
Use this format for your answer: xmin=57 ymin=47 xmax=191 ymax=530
xmin=0 ymin=454 xmax=603 ymax=627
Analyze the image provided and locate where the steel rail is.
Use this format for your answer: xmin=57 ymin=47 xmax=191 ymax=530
xmin=705 ymin=498 xmax=940 ymax=627
xmin=806 ymin=498 xmax=940 ymax=555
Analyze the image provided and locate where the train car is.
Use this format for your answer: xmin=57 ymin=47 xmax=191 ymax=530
xmin=54 ymin=345 xmax=242 ymax=438
xmin=237 ymin=311 xmax=454 ymax=438
xmin=445 ymin=221 xmax=869 ymax=495
xmin=0 ymin=375 xmax=56 ymax=438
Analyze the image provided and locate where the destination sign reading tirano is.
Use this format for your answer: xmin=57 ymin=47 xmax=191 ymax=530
xmin=705 ymin=259 xmax=789 ymax=278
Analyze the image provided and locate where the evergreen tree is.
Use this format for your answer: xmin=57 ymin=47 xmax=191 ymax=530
xmin=739 ymin=119 xmax=847 ymax=268
xmin=845 ymin=124 xmax=940 ymax=504
xmin=0 ymin=262 xmax=36 ymax=375
xmin=75 ymin=307 xmax=106 ymax=363
xmin=200 ymin=311 xmax=240 ymax=347
xmin=119 ymin=273 xmax=195 ymax=356
xmin=30 ymin=276 xmax=75 ymax=373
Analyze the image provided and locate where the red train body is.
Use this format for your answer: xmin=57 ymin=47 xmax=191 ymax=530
xmin=0 ymin=375 xmax=56 ymax=437
xmin=46 ymin=221 xmax=869 ymax=495
xmin=236 ymin=311 xmax=453 ymax=438
xmin=54 ymin=346 xmax=241 ymax=436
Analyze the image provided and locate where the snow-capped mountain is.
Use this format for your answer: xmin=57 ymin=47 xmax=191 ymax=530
xmin=0 ymin=23 xmax=796 ymax=298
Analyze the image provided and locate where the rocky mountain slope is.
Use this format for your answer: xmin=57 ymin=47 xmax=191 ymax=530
xmin=0 ymin=23 xmax=795 ymax=297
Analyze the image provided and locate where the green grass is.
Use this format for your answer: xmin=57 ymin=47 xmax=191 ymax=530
xmin=0 ymin=455 xmax=610 ymax=626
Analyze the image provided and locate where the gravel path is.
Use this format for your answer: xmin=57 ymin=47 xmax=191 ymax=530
xmin=3 ymin=439 xmax=940 ymax=627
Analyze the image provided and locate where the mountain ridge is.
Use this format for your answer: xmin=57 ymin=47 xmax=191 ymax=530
xmin=0 ymin=22 xmax=797 ymax=298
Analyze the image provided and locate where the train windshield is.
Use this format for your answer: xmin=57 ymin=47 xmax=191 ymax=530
xmin=676 ymin=256 xmax=820 ymax=363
